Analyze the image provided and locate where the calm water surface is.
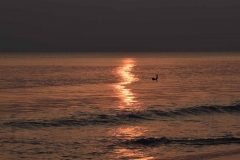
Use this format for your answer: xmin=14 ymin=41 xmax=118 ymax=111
xmin=0 ymin=54 xmax=240 ymax=159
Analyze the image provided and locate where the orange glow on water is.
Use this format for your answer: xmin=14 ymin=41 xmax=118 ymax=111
xmin=113 ymin=58 xmax=139 ymax=108
xmin=112 ymin=126 xmax=146 ymax=139
xmin=111 ymin=126 xmax=154 ymax=159
xmin=114 ymin=148 xmax=154 ymax=160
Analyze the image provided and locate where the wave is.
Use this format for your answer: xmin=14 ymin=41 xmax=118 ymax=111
xmin=151 ymin=104 xmax=240 ymax=116
xmin=3 ymin=104 xmax=240 ymax=128
xmin=124 ymin=136 xmax=240 ymax=146
xmin=3 ymin=113 xmax=150 ymax=128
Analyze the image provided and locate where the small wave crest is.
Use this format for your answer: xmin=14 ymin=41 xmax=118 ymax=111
xmin=2 ymin=113 xmax=148 ymax=128
xmin=3 ymin=104 xmax=240 ymax=128
xmin=152 ymin=104 xmax=240 ymax=116
xmin=124 ymin=136 xmax=240 ymax=146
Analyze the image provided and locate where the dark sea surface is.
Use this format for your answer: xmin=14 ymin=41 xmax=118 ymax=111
xmin=0 ymin=53 xmax=240 ymax=159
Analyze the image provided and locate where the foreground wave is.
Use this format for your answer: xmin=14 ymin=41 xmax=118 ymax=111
xmin=3 ymin=104 xmax=240 ymax=128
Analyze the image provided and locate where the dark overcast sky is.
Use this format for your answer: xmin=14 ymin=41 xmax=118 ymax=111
xmin=1 ymin=0 xmax=240 ymax=52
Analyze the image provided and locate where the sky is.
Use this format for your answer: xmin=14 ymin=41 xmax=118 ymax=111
xmin=1 ymin=0 xmax=240 ymax=52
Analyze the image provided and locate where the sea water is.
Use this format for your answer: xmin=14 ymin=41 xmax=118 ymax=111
xmin=0 ymin=53 xmax=240 ymax=159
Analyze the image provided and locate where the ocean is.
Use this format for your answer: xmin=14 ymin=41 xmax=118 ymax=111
xmin=0 ymin=53 xmax=240 ymax=159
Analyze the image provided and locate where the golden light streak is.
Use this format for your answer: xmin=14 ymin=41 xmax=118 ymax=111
xmin=113 ymin=58 xmax=139 ymax=108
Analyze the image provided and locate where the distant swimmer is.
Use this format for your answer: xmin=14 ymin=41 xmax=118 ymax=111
xmin=152 ymin=74 xmax=158 ymax=81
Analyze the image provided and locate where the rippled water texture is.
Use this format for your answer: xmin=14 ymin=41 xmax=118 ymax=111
xmin=0 ymin=54 xmax=240 ymax=159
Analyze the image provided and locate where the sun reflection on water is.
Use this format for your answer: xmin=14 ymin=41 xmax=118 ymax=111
xmin=113 ymin=58 xmax=139 ymax=108
xmin=112 ymin=59 xmax=152 ymax=159
xmin=114 ymin=148 xmax=154 ymax=160
xmin=111 ymin=126 xmax=154 ymax=159
xmin=112 ymin=126 xmax=145 ymax=139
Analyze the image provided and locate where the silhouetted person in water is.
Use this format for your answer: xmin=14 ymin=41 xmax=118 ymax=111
xmin=152 ymin=74 xmax=158 ymax=81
